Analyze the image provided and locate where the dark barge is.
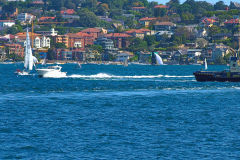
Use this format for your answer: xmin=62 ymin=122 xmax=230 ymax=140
xmin=193 ymin=57 xmax=240 ymax=82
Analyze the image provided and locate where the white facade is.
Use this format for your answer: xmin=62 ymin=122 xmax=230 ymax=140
xmin=74 ymin=41 xmax=82 ymax=48
xmin=17 ymin=13 xmax=35 ymax=23
xmin=0 ymin=20 xmax=15 ymax=28
xmin=34 ymin=36 xmax=50 ymax=49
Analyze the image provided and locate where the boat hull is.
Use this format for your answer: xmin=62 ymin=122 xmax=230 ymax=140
xmin=193 ymin=71 xmax=240 ymax=82
xmin=36 ymin=68 xmax=66 ymax=78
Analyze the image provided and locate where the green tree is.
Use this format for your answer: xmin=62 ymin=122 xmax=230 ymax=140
xmin=154 ymin=8 xmax=167 ymax=17
xmin=144 ymin=35 xmax=156 ymax=46
xmin=55 ymin=43 xmax=66 ymax=49
xmin=214 ymin=1 xmax=227 ymax=10
xmin=47 ymin=48 xmax=55 ymax=60
xmin=89 ymin=45 xmax=103 ymax=54
xmin=128 ymin=38 xmax=148 ymax=52
xmin=76 ymin=8 xmax=101 ymax=27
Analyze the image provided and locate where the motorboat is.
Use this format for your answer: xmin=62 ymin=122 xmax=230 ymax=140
xmin=36 ymin=65 xmax=66 ymax=78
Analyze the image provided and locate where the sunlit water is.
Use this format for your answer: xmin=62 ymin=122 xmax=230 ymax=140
xmin=1 ymin=63 xmax=240 ymax=159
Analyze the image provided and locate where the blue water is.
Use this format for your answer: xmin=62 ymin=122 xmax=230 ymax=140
xmin=1 ymin=63 xmax=240 ymax=159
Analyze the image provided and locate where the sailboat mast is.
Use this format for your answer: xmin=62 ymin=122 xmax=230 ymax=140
xmin=32 ymin=20 xmax=34 ymax=48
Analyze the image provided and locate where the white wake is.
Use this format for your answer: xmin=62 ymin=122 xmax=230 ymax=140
xmin=66 ymin=73 xmax=194 ymax=79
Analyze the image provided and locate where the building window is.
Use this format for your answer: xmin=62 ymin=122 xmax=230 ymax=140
xmin=74 ymin=41 xmax=82 ymax=48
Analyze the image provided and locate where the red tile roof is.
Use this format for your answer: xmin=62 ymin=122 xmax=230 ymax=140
xmin=154 ymin=21 xmax=175 ymax=26
xmin=139 ymin=17 xmax=157 ymax=21
xmin=66 ymin=32 xmax=93 ymax=38
xmin=154 ymin=5 xmax=168 ymax=9
xmin=224 ymin=19 xmax=240 ymax=24
xmin=76 ymin=32 xmax=93 ymax=37
xmin=105 ymin=33 xmax=132 ymax=38
xmin=125 ymin=29 xmax=150 ymax=34
xmin=39 ymin=17 xmax=55 ymax=21
xmin=132 ymin=7 xmax=146 ymax=9
xmin=32 ymin=0 xmax=44 ymax=4
xmin=202 ymin=18 xmax=216 ymax=24
xmin=81 ymin=28 xmax=101 ymax=33
xmin=139 ymin=28 xmax=151 ymax=32
xmin=61 ymin=9 xmax=75 ymax=15
xmin=5 ymin=43 xmax=22 ymax=47
xmin=0 ymin=20 xmax=15 ymax=22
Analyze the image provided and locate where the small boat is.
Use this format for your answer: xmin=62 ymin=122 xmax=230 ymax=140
xmin=123 ymin=59 xmax=128 ymax=67
xmin=152 ymin=52 xmax=164 ymax=65
xmin=204 ymin=58 xmax=208 ymax=70
xmin=36 ymin=65 xmax=66 ymax=78
xmin=193 ymin=57 xmax=240 ymax=82
xmin=16 ymin=28 xmax=37 ymax=76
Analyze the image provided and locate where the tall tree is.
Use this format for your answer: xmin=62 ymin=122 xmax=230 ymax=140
xmin=214 ymin=1 xmax=228 ymax=10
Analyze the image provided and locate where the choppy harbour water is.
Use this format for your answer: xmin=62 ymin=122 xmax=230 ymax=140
xmin=1 ymin=63 xmax=240 ymax=159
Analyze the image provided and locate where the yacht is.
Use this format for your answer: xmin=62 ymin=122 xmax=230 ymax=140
xmin=36 ymin=65 xmax=66 ymax=78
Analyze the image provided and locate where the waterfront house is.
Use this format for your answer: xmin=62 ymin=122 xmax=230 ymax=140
xmin=115 ymin=51 xmax=133 ymax=62
xmin=4 ymin=43 xmax=24 ymax=57
xmin=94 ymin=37 xmax=116 ymax=51
xmin=15 ymin=32 xmax=50 ymax=49
xmin=154 ymin=21 xmax=176 ymax=31
xmin=55 ymin=49 xmax=72 ymax=60
xmin=125 ymin=29 xmax=151 ymax=39
xmin=81 ymin=28 xmax=102 ymax=39
xmin=210 ymin=44 xmax=231 ymax=61
xmin=17 ymin=13 xmax=35 ymax=23
xmin=0 ymin=20 xmax=15 ymax=28
xmin=187 ymin=49 xmax=202 ymax=60
xmin=138 ymin=51 xmax=151 ymax=64
xmin=155 ymin=31 xmax=173 ymax=40
xmin=72 ymin=48 xmax=86 ymax=61
xmin=55 ymin=32 xmax=94 ymax=49
xmin=104 ymin=33 xmax=132 ymax=49
xmin=139 ymin=17 xmax=157 ymax=27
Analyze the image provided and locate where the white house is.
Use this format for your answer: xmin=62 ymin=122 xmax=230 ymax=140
xmin=0 ymin=20 xmax=15 ymax=28
xmin=34 ymin=36 xmax=51 ymax=49
xmin=17 ymin=13 xmax=35 ymax=23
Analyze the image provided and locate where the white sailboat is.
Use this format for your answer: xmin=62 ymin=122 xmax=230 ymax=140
xmin=123 ymin=58 xmax=128 ymax=67
xmin=154 ymin=53 xmax=164 ymax=65
xmin=16 ymin=28 xmax=37 ymax=75
xmin=204 ymin=58 xmax=208 ymax=70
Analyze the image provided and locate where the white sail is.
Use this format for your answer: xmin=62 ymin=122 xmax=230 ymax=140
xmin=42 ymin=58 xmax=46 ymax=65
xmin=204 ymin=58 xmax=208 ymax=70
xmin=24 ymin=29 xmax=34 ymax=71
xmin=154 ymin=53 xmax=164 ymax=65
xmin=33 ymin=56 xmax=38 ymax=64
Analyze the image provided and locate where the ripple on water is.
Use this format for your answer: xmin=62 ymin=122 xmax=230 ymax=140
xmin=1 ymin=64 xmax=240 ymax=159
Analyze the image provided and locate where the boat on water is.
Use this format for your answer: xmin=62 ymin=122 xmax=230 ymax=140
xmin=152 ymin=52 xmax=164 ymax=65
xmin=36 ymin=56 xmax=66 ymax=78
xmin=193 ymin=57 xmax=240 ymax=82
xmin=16 ymin=29 xmax=38 ymax=75
xmin=16 ymin=28 xmax=66 ymax=78
xmin=36 ymin=65 xmax=66 ymax=78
